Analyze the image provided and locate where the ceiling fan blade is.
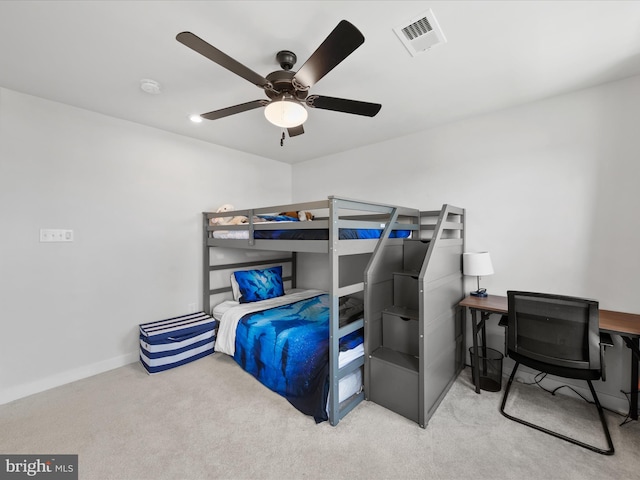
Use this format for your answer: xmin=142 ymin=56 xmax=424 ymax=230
xmin=293 ymin=20 xmax=364 ymax=90
xmin=306 ymin=95 xmax=381 ymax=117
xmin=176 ymin=32 xmax=271 ymax=89
xmin=200 ymin=100 xmax=267 ymax=120
xmin=287 ymin=125 xmax=305 ymax=137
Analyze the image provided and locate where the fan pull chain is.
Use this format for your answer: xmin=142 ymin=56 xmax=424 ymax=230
xmin=280 ymin=131 xmax=285 ymax=147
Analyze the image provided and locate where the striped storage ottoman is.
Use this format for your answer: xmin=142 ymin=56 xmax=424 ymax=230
xmin=139 ymin=312 xmax=217 ymax=374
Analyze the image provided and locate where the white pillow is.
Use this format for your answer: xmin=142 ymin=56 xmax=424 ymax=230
xmin=230 ymin=273 xmax=240 ymax=301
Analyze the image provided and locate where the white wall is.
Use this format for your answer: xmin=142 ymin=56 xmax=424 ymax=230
xmin=292 ymin=74 xmax=640 ymax=411
xmin=3 ymin=74 xmax=639 ymax=410
xmin=0 ymin=88 xmax=291 ymax=404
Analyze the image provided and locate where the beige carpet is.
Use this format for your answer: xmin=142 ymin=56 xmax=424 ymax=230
xmin=1 ymin=354 xmax=639 ymax=480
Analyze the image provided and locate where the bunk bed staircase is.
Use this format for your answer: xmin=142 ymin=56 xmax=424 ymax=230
xmin=364 ymin=205 xmax=466 ymax=427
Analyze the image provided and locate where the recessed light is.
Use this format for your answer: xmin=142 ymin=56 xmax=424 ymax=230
xmin=140 ymin=79 xmax=162 ymax=95
xmin=189 ymin=114 xmax=203 ymax=123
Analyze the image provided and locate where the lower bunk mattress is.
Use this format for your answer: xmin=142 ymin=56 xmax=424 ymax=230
xmin=214 ymin=290 xmax=364 ymax=422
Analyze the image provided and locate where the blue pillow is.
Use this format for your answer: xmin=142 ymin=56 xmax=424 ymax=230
xmin=233 ymin=266 xmax=284 ymax=304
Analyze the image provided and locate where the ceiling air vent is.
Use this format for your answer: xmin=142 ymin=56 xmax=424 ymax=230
xmin=394 ymin=9 xmax=446 ymax=57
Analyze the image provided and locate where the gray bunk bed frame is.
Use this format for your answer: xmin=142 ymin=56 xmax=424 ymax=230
xmin=202 ymin=196 xmax=465 ymax=427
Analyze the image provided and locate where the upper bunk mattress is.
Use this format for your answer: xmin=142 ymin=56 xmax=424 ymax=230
xmin=213 ymin=228 xmax=410 ymax=240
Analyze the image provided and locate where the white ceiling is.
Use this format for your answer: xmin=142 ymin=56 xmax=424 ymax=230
xmin=2 ymin=1 xmax=640 ymax=164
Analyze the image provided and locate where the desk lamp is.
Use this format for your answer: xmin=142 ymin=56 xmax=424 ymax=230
xmin=463 ymin=252 xmax=494 ymax=297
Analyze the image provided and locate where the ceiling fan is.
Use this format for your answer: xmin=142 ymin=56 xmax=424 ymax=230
xmin=176 ymin=20 xmax=381 ymax=139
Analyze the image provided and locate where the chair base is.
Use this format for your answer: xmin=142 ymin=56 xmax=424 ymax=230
xmin=500 ymin=361 xmax=615 ymax=455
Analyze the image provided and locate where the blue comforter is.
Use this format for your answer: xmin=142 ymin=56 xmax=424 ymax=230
xmin=253 ymin=214 xmax=410 ymax=240
xmin=233 ymin=294 xmax=363 ymax=422
xmin=254 ymin=228 xmax=410 ymax=240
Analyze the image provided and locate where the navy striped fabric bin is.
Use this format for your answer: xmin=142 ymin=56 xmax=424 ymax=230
xmin=139 ymin=312 xmax=217 ymax=374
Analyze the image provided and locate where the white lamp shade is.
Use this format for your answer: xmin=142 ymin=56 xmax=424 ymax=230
xmin=264 ymin=98 xmax=308 ymax=128
xmin=463 ymin=252 xmax=494 ymax=276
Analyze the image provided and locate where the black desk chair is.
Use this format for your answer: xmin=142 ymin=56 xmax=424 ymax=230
xmin=499 ymin=291 xmax=614 ymax=455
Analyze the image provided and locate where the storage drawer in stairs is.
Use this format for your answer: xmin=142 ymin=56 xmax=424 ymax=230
xmin=403 ymin=239 xmax=430 ymax=271
xmin=369 ymin=347 xmax=419 ymax=423
xmin=382 ymin=307 xmax=419 ymax=356
xmin=393 ymin=273 xmax=419 ymax=311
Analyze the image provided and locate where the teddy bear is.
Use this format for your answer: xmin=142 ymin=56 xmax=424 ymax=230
xmin=279 ymin=211 xmax=315 ymax=221
xmin=209 ymin=204 xmax=249 ymax=226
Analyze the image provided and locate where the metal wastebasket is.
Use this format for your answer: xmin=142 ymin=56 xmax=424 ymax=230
xmin=469 ymin=346 xmax=503 ymax=392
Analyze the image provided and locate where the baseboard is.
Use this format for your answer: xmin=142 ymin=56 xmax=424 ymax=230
xmin=0 ymin=352 xmax=139 ymax=405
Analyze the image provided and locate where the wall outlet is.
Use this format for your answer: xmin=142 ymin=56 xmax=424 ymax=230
xmin=40 ymin=229 xmax=74 ymax=242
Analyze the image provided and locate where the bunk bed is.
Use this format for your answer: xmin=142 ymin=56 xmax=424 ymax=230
xmin=202 ymin=196 xmax=465 ymax=427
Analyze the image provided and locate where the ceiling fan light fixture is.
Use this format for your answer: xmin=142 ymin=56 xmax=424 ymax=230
xmin=264 ymin=97 xmax=308 ymax=128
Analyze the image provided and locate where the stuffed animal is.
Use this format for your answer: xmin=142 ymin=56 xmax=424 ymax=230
xmin=279 ymin=211 xmax=315 ymax=221
xmin=210 ymin=204 xmax=248 ymax=226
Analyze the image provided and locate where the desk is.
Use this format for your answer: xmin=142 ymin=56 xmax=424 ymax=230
xmin=459 ymin=295 xmax=508 ymax=395
xmin=459 ymin=294 xmax=640 ymax=420
xmin=599 ymin=311 xmax=640 ymax=420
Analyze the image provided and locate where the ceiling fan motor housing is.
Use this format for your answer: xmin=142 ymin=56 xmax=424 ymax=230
xmin=276 ymin=50 xmax=297 ymax=70
xmin=265 ymin=70 xmax=308 ymax=100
